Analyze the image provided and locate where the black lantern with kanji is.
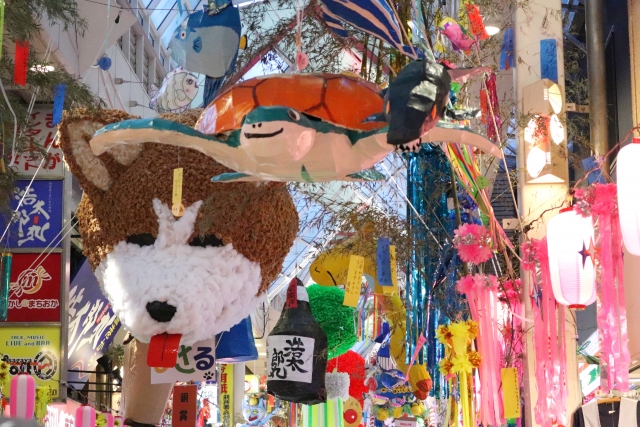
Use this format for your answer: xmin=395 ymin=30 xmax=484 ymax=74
xmin=266 ymin=278 xmax=328 ymax=405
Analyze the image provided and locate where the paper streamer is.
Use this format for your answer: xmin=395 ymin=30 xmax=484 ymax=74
xmin=52 ymin=84 xmax=66 ymax=126
xmin=10 ymin=374 xmax=36 ymax=419
xmin=0 ymin=1 xmax=5 ymax=58
xmin=0 ymin=253 xmax=11 ymax=321
xmin=501 ymin=368 xmax=521 ymax=419
xmin=500 ymin=28 xmax=514 ymax=71
xmin=344 ymin=255 xmax=364 ymax=307
xmin=376 ymin=237 xmax=392 ymax=287
xmin=405 ymin=333 xmax=426 ymax=379
xmin=540 ymin=39 xmax=558 ymax=83
xmin=14 ymin=40 xmax=29 ymax=86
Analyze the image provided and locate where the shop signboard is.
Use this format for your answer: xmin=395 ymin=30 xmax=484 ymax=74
xmin=172 ymin=384 xmax=197 ymax=427
xmin=11 ymin=109 xmax=65 ymax=178
xmin=6 ymin=253 xmax=61 ymax=322
xmin=151 ymin=338 xmax=216 ymax=384
xmin=0 ymin=326 xmax=61 ymax=398
xmin=0 ymin=180 xmax=63 ymax=249
xmin=67 ymin=260 xmax=121 ymax=387
xmin=45 ymin=399 xmax=81 ymax=427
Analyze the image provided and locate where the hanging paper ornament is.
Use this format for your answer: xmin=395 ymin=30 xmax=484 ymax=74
xmin=546 ymin=207 xmax=596 ymax=309
xmin=325 ymin=372 xmax=350 ymax=401
xmin=267 ymin=278 xmax=328 ymax=404
xmin=52 ymin=84 xmax=66 ymax=127
xmin=307 ymin=284 xmax=357 ymax=360
xmin=617 ymin=138 xmax=640 ymax=254
xmin=342 ymin=397 xmax=363 ymax=427
xmin=215 ymin=316 xmax=258 ymax=363
xmin=500 ymin=27 xmax=515 ymax=71
xmin=296 ymin=52 xmax=309 ymax=71
xmin=10 ymin=374 xmax=35 ymax=419
xmin=452 ymin=223 xmax=493 ymax=264
xmin=75 ymin=405 xmax=97 ymax=427
xmin=438 ymin=17 xmax=476 ymax=52
xmin=464 ymin=3 xmax=489 ymax=40
xmin=326 ymin=351 xmax=367 ymax=404
xmin=0 ymin=1 xmax=5 ymax=58
xmin=483 ymin=72 xmax=502 ymax=142
xmin=97 ymin=56 xmax=112 ymax=71
xmin=540 ymin=39 xmax=558 ymax=83
xmin=376 ymin=237 xmax=392 ymax=287
xmin=14 ymin=41 xmax=29 ymax=86
xmin=0 ymin=253 xmax=11 ymax=321
xmin=149 ymin=67 xmax=199 ymax=113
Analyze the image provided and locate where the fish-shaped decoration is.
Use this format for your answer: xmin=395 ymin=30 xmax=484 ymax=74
xmin=169 ymin=3 xmax=245 ymax=104
xmin=438 ymin=17 xmax=477 ymax=52
xmin=320 ymin=0 xmax=416 ymax=57
xmin=149 ymin=67 xmax=199 ymax=113
xmin=366 ymin=59 xmax=493 ymax=150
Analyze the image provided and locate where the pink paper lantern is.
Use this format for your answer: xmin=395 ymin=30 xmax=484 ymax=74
xmin=102 ymin=412 xmax=115 ymax=427
xmin=617 ymin=138 xmax=640 ymax=255
xmin=546 ymin=207 xmax=596 ymax=309
xmin=76 ymin=405 xmax=97 ymax=427
xmin=9 ymin=374 xmax=35 ymax=419
xmin=114 ymin=416 xmax=125 ymax=427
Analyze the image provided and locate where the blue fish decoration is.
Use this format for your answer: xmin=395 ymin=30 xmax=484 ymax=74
xmin=169 ymin=2 xmax=241 ymax=104
xmin=320 ymin=0 xmax=416 ymax=58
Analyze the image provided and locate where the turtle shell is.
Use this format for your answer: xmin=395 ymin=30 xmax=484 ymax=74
xmin=196 ymin=73 xmax=386 ymax=134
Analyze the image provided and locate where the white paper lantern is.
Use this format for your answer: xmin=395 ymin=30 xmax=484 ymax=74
xmin=617 ymin=140 xmax=640 ymax=255
xmin=547 ymin=208 xmax=596 ymax=308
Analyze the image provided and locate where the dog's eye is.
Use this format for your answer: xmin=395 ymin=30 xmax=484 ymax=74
xmin=127 ymin=234 xmax=156 ymax=246
xmin=189 ymin=235 xmax=224 ymax=247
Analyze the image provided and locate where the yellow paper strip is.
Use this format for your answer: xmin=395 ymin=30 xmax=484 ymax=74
xmin=172 ymin=167 xmax=184 ymax=216
xmin=383 ymin=245 xmax=399 ymax=295
xmin=343 ymin=255 xmax=364 ymax=307
xmin=501 ymin=367 xmax=521 ymax=419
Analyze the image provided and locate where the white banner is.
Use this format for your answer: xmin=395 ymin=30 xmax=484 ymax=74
xmin=150 ymin=338 xmax=216 ymax=384
xmin=267 ymin=335 xmax=314 ymax=383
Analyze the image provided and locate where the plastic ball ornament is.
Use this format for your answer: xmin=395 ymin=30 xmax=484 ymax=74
xmin=344 ymin=409 xmax=358 ymax=424
xmin=98 ymin=56 xmax=112 ymax=71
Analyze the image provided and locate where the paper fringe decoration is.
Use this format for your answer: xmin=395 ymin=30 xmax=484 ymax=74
xmin=14 ymin=40 xmax=28 ymax=86
xmin=481 ymin=72 xmax=502 ymax=143
xmin=325 ymin=372 xmax=350 ymax=401
xmin=456 ymin=274 xmax=503 ymax=425
xmin=521 ymin=239 xmax=567 ymax=426
xmin=573 ymin=183 xmax=630 ymax=391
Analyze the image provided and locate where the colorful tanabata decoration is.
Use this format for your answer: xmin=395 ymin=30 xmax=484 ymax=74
xmin=325 ymin=371 xmax=350 ymax=400
xmin=58 ymin=107 xmax=298 ymax=425
xmin=367 ymin=59 xmax=500 ymax=156
xmin=149 ymin=67 xmax=200 ymax=113
xmin=10 ymin=374 xmax=36 ymax=419
xmin=452 ymin=223 xmax=493 ymax=264
xmin=342 ymin=397 xmax=363 ymax=427
xmin=326 ymin=351 xmax=367 ymax=405
xmin=215 ymin=316 xmax=259 ymax=363
xmin=318 ymin=0 xmax=416 ymax=57
xmin=91 ymin=73 xmax=501 ymax=183
xmin=239 ymin=397 xmax=279 ymax=427
xmin=438 ymin=17 xmax=477 ymax=52
xmin=500 ymin=28 xmax=515 ymax=71
xmin=169 ymin=2 xmax=243 ymax=103
xmin=267 ymin=278 xmax=328 ymax=405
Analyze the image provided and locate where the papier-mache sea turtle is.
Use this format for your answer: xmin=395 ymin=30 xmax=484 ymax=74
xmin=90 ymin=72 xmax=501 ymax=183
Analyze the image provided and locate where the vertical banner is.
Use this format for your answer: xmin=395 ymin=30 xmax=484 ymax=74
xmin=343 ymin=255 xmax=364 ymax=307
xmin=67 ymin=260 xmax=121 ymax=387
xmin=0 ymin=180 xmax=63 ymax=248
xmin=14 ymin=40 xmax=28 ymax=86
xmin=540 ymin=39 xmax=558 ymax=83
xmin=218 ymin=364 xmax=234 ymax=427
xmin=12 ymin=109 xmax=65 ymax=177
xmin=7 ymin=253 xmax=61 ymax=322
xmin=172 ymin=384 xmax=197 ymax=427
xmin=0 ymin=326 xmax=61 ymax=398
xmin=51 ymin=85 xmax=66 ymax=127
xmin=501 ymin=368 xmax=521 ymax=419
xmin=376 ymin=237 xmax=392 ymax=287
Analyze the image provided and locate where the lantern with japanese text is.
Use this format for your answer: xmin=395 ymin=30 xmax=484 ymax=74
xmin=75 ymin=405 xmax=96 ymax=427
xmin=9 ymin=374 xmax=35 ymax=419
xmin=617 ymin=138 xmax=640 ymax=255
xmin=546 ymin=208 xmax=596 ymax=308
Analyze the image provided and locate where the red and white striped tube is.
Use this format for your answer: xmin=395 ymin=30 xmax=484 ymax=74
xmin=102 ymin=412 xmax=115 ymax=427
xmin=75 ymin=405 xmax=96 ymax=427
xmin=9 ymin=374 xmax=35 ymax=419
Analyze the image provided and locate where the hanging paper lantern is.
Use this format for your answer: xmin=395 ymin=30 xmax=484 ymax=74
xmin=9 ymin=374 xmax=35 ymax=419
xmin=100 ymin=412 xmax=114 ymax=427
xmin=75 ymin=405 xmax=96 ymax=427
xmin=546 ymin=207 xmax=596 ymax=309
xmin=617 ymin=139 xmax=640 ymax=255
xmin=215 ymin=316 xmax=258 ymax=363
xmin=325 ymin=372 xmax=350 ymax=401
xmin=114 ymin=416 xmax=125 ymax=427
xmin=267 ymin=278 xmax=328 ymax=404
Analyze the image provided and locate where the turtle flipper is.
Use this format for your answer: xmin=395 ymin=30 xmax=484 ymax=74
xmin=211 ymin=172 xmax=262 ymax=182
xmin=345 ymin=168 xmax=385 ymax=181
xmin=422 ymin=121 xmax=503 ymax=158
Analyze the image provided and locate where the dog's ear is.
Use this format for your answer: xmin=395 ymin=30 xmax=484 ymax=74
xmin=58 ymin=109 xmax=143 ymax=198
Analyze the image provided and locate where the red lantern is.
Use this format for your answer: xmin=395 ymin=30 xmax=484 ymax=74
xmin=546 ymin=208 xmax=596 ymax=309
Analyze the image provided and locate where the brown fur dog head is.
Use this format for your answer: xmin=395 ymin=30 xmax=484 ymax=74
xmin=58 ymin=108 xmax=298 ymax=345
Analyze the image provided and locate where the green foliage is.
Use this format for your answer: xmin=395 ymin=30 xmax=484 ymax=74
xmin=4 ymin=0 xmax=87 ymax=42
xmin=307 ymin=284 xmax=357 ymax=360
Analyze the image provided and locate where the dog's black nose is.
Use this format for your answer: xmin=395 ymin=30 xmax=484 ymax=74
xmin=146 ymin=301 xmax=177 ymax=323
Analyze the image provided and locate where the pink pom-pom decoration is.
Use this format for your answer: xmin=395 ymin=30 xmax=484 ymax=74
xmin=453 ymin=223 xmax=493 ymax=264
xmin=10 ymin=374 xmax=35 ymax=419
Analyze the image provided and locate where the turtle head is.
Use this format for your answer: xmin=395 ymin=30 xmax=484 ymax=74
xmin=240 ymin=106 xmax=316 ymax=165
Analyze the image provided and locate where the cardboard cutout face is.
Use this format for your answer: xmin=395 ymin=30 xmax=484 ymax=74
xmin=58 ymin=109 xmax=298 ymax=346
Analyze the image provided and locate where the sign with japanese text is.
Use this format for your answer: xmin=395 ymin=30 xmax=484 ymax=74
xmin=7 ymin=253 xmax=61 ymax=322
xmin=394 ymin=418 xmax=417 ymax=427
xmin=267 ymin=335 xmax=314 ymax=383
xmin=11 ymin=109 xmax=64 ymax=177
xmin=0 ymin=180 xmax=63 ymax=249
xmin=0 ymin=326 xmax=61 ymax=398
xmin=344 ymin=255 xmax=364 ymax=307
xmin=172 ymin=384 xmax=197 ymax=427
xmin=68 ymin=260 xmax=121 ymax=387
xmin=219 ymin=364 xmax=234 ymax=427
xmin=150 ymin=338 xmax=216 ymax=384
xmin=46 ymin=399 xmax=81 ymax=427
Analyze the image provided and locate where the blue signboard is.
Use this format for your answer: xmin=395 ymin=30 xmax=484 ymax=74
xmin=67 ymin=260 xmax=121 ymax=388
xmin=0 ymin=180 xmax=63 ymax=249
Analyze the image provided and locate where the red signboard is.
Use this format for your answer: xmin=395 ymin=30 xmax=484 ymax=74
xmin=172 ymin=384 xmax=197 ymax=427
xmin=7 ymin=253 xmax=61 ymax=322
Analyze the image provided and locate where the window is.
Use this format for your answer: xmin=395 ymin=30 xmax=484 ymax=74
xmin=150 ymin=35 xmax=155 ymax=47
xmin=137 ymin=11 xmax=144 ymax=25
xmin=160 ymin=55 xmax=165 ymax=66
